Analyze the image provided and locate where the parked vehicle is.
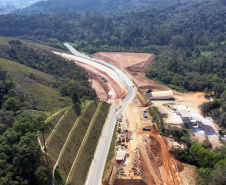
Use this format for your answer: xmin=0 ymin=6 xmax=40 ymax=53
xmin=143 ymin=113 xmax=148 ymax=118
xmin=143 ymin=125 xmax=151 ymax=131
xmin=118 ymin=115 xmax=123 ymax=122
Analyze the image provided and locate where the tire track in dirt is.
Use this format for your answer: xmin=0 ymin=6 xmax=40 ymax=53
xmin=149 ymin=133 xmax=181 ymax=185
xmin=139 ymin=143 xmax=163 ymax=185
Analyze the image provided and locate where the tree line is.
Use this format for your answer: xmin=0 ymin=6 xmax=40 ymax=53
xmin=0 ymin=0 xmax=224 ymax=52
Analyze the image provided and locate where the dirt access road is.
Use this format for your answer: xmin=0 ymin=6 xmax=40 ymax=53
xmin=93 ymin=52 xmax=174 ymax=93
xmin=124 ymin=100 xmax=181 ymax=185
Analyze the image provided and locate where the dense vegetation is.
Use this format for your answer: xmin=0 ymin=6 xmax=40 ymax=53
xmin=15 ymin=0 xmax=183 ymax=14
xmin=148 ymin=106 xmax=164 ymax=131
xmin=0 ymin=1 xmax=224 ymax=53
xmin=174 ymin=138 xmax=226 ymax=185
xmin=0 ymin=115 xmax=51 ymax=184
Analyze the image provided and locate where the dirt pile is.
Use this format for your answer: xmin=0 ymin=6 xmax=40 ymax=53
xmin=93 ymin=52 xmax=154 ymax=72
xmin=127 ymin=55 xmax=154 ymax=72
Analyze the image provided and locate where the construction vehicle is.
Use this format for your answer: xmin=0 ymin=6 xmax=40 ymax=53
xmin=143 ymin=125 xmax=151 ymax=131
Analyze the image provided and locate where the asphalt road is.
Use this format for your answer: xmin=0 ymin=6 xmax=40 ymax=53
xmin=64 ymin=43 xmax=136 ymax=185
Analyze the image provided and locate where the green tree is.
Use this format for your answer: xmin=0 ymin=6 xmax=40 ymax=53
xmin=35 ymin=166 xmax=50 ymax=185
xmin=191 ymin=143 xmax=212 ymax=167
xmin=213 ymin=84 xmax=224 ymax=98
xmin=2 ymin=97 xmax=19 ymax=115
xmin=71 ymin=91 xmax=81 ymax=113
xmin=212 ymin=159 xmax=226 ymax=185
xmin=219 ymin=113 xmax=226 ymax=128
xmin=198 ymin=167 xmax=213 ymax=185
xmin=71 ymin=91 xmax=80 ymax=104
xmin=13 ymin=133 xmax=42 ymax=183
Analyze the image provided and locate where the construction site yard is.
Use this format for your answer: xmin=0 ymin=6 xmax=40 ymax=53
xmin=58 ymin=51 xmax=219 ymax=185
xmin=90 ymin=52 xmax=219 ymax=185
xmin=103 ymin=98 xmax=188 ymax=185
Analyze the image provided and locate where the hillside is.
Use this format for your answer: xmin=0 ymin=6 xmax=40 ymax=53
xmin=36 ymin=100 xmax=110 ymax=185
xmin=0 ymin=0 xmax=41 ymax=14
xmin=0 ymin=0 xmax=224 ymax=52
xmin=0 ymin=37 xmax=98 ymax=185
xmin=15 ymin=0 xmax=182 ymax=14
xmin=0 ymin=58 xmax=69 ymax=111
xmin=0 ymin=37 xmax=96 ymax=100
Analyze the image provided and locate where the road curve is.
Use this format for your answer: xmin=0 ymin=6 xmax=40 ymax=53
xmin=63 ymin=43 xmax=136 ymax=185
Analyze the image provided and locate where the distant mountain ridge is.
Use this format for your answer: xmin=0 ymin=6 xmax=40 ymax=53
xmin=14 ymin=0 xmax=184 ymax=14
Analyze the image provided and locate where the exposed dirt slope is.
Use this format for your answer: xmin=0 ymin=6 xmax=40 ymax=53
xmin=93 ymin=52 xmax=153 ymax=71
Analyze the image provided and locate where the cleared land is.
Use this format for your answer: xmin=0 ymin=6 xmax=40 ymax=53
xmin=93 ymin=52 xmax=153 ymax=71
xmin=68 ymin=101 xmax=110 ymax=184
xmin=57 ymin=101 xmax=99 ymax=180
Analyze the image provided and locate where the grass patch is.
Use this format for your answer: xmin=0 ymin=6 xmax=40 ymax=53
xmin=46 ymin=107 xmax=79 ymax=166
xmin=148 ymin=106 xmax=164 ymax=132
xmin=0 ymin=58 xmax=70 ymax=110
xmin=201 ymin=51 xmax=212 ymax=56
xmin=39 ymin=108 xmax=69 ymax=146
xmin=102 ymin=123 xmax=117 ymax=182
xmin=0 ymin=57 xmax=55 ymax=84
xmin=0 ymin=37 xmax=11 ymax=46
xmin=147 ymin=77 xmax=185 ymax=93
xmin=69 ymin=42 xmax=78 ymax=48
xmin=69 ymin=101 xmax=110 ymax=184
xmin=57 ymin=101 xmax=99 ymax=180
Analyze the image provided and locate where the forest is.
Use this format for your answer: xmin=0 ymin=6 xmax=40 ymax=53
xmin=14 ymin=0 xmax=183 ymax=14
xmin=175 ymin=135 xmax=226 ymax=185
xmin=0 ymin=0 xmax=224 ymax=52
xmin=0 ymin=62 xmax=52 ymax=184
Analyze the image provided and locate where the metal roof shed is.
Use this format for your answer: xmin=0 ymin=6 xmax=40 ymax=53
xmin=150 ymin=90 xmax=174 ymax=100
xmin=179 ymin=109 xmax=191 ymax=118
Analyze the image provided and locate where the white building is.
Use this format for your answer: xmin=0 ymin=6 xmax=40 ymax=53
xmin=147 ymin=90 xmax=174 ymax=100
xmin=179 ymin=109 xmax=192 ymax=123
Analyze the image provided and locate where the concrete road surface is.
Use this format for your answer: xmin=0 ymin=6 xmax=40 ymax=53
xmin=64 ymin=43 xmax=136 ymax=185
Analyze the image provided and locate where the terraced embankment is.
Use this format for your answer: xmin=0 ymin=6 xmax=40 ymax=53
xmin=68 ymin=101 xmax=110 ymax=184
xmin=40 ymin=108 xmax=69 ymax=146
xmin=46 ymin=107 xmax=79 ymax=164
xmin=41 ymin=100 xmax=110 ymax=185
xmin=57 ymin=101 xmax=99 ymax=180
